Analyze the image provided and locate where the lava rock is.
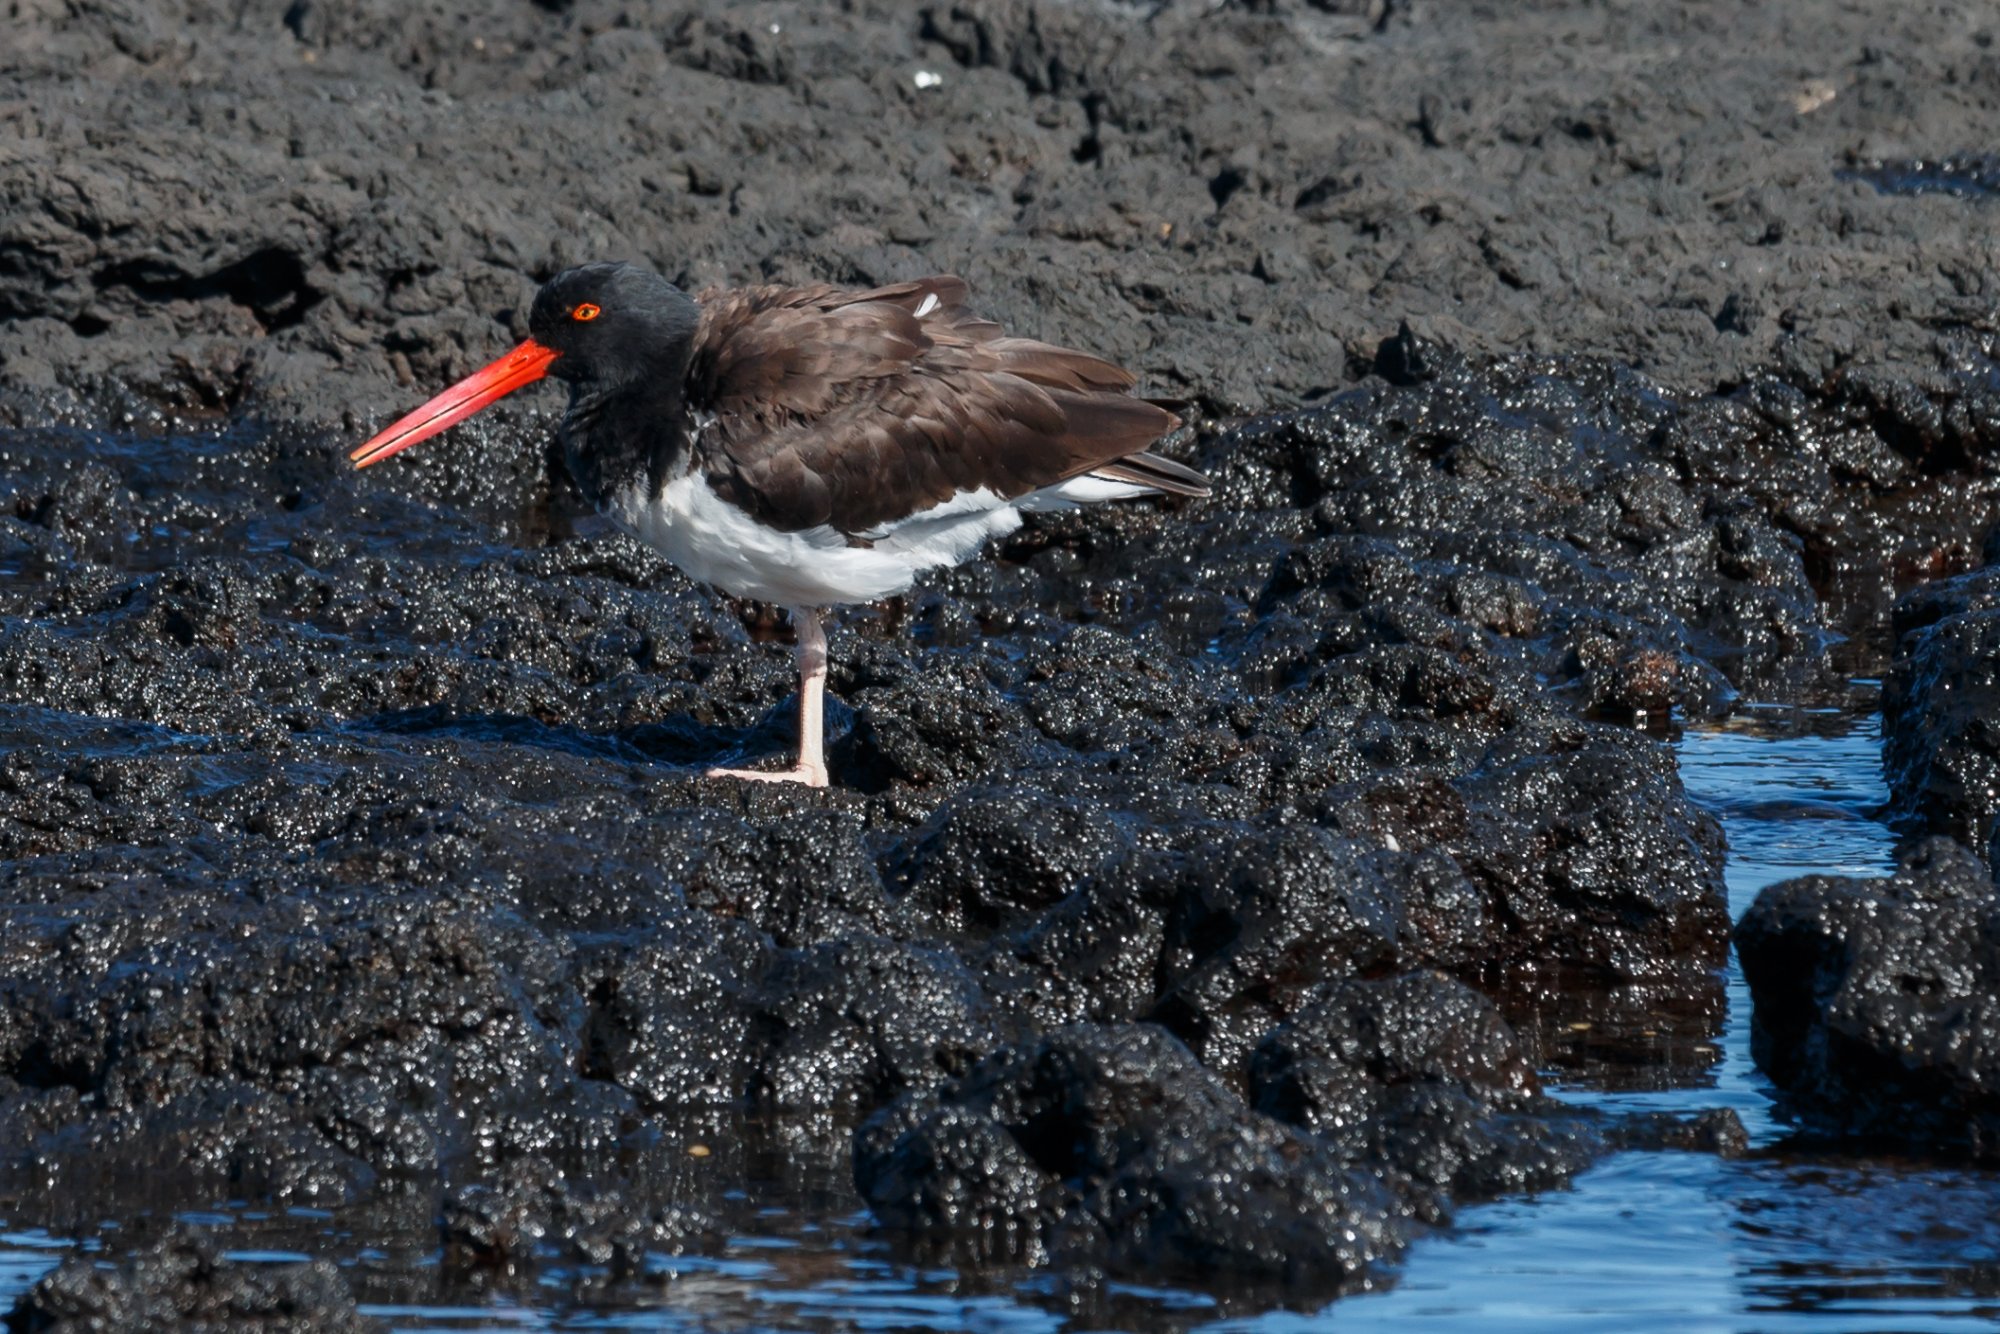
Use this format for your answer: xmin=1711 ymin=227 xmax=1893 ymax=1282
xmin=8 ymin=0 xmax=1999 ymax=425
xmin=1144 ymin=825 xmax=1404 ymax=1077
xmin=855 ymin=1023 xmax=1416 ymax=1284
xmin=751 ymin=936 xmax=1002 ymax=1112
xmin=1736 ymin=837 xmax=2000 ymax=1159
xmin=11 ymin=0 xmax=2000 ymax=1302
xmin=579 ymin=911 xmax=768 ymax=1111
xmin=1249 ymin=970 xmax=1602 ymax=1201
xmin=0 ymin=879 xmax=634 ymax=1193
xmin=441 ymin=1154 xmax=720 ymax=1278
xmin=890 ymin=786 xmax=1132 ymax=934
xmin=1450 ymin=722 xmax=1731 ymax=986
xmin=5 ymin=1232 xmax=376 ymax=1333
xmin=1885 ymin=566 xmax=2000 ymax=852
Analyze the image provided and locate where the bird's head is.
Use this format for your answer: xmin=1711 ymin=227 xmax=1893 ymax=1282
xmin=349 ymin=261 xmax=697 ymax=469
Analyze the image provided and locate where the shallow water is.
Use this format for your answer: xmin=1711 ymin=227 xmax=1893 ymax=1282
xmin=1839 ymin=156 xmax=2000 ymax=201
xmin=1330 ymin=696 xmax=2000 ymax=1333
xmin=8 ymin=694 xmax=2000 ymax=1330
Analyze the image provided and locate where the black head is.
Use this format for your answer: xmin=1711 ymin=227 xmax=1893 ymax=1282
xmin=348 ymin=261 xmax=700 ymax=472
xmin=528 ymin=262 xmax=701 ymax=388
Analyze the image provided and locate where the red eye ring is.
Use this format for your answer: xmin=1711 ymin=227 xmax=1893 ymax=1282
xmin=573 ymin=303 xmax=601 ymax=321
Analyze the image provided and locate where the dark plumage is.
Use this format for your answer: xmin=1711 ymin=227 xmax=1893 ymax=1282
xmin=687 ymin=276 xmax=1203 ymax=535
xmin=351 ymin=261 xmax=1208 ymax=786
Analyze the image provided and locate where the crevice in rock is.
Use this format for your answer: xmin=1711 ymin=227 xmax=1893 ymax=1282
xmin=92 ymin=247 xmax=322 ymax=334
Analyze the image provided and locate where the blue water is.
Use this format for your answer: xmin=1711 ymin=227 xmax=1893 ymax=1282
xmin=1838 ymin=156 xmax=2000 ymax=201
xmin=9 ymin=697 xmax=2000 ymax=1331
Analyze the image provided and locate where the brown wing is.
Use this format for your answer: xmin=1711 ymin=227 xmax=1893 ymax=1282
xmin=685 ymin=277 xmax=1192 ymax=536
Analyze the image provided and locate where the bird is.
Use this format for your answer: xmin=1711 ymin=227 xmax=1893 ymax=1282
xmin=350 ymin=262 xmax=1209 ymax=788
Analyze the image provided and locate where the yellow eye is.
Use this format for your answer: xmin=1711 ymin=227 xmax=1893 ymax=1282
xmin=573 ymin=303 xmax=601 ymax=321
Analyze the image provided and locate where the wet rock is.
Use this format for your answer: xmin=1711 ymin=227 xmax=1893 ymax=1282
xmin=1735 ymin=838 xmax=2000 ymax=1160
xmin=855 ymin=1023 xmax=1416 ymax=1284
xmin=1248 ymin=971 xmax=1602 ymax=1201
xmin=5 ymin=1232 xmax=376 ymax=1333
xmin=0 ymin=880 xmax=634 ymax=1194
xmin=1885 ymin=565 xmax=2000 ymax=852
xmin=752 ymin=936 xmax=1002 ymax=1113
xmin=1609 ymin=1109 xmax=1751 ymax=1158
xmin=858 ymin=1003 xmax=1747 ymax=1283
xmin=10 ymin=0 xmax=1998 ymax=1303
xmin=0 ymin=339 xmax=1789 ymax=1235
xmin=1144 ymin=825 xmax=1404 ymax=1076
xmin=579 ymin=912 xmax=768 ymax=1111
xmin=441 ymin=1155 xmax=720 ymax=1278
xmin=1450 ymin=723 xmax=1730 ymax=986
xmin=0 ymin=334 xmax=1815 ymax=1292
xmin=677 ymin=808 xmax=904 ymax=946
xmin=841 ymin=645 xmax=1026 ymax=788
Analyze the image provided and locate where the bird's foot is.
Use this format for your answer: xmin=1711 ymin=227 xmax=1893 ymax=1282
xmin=706 ymin=761 xmax=829 ymax=789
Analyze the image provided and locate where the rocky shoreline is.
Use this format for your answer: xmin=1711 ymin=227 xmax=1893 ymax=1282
xmin=6 ymin=0 xmax=2000 ymax=1325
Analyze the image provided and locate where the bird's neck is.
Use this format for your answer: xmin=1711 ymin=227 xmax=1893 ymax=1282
xmin=559 ymin=369 xmax=693 ymax=509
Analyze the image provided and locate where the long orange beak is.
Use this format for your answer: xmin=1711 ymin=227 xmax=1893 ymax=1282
xmin=349 ymin=339 xmax=559 ymax=469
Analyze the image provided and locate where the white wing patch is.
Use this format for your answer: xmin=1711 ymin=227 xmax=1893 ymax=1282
xmin=914 ymin=292 xmax=941 ymax=319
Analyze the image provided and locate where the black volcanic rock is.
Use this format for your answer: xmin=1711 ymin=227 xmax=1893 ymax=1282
xmin=1885 ymin=565 xmax=2000 ymax=854
xmin=8 ymin=1 xmax=2000 ymax=428
xmin=440 ymin=1155 xmax=721 ymax=1277
xmin=6 ymin=1233 xmax=376 ymax=1334
xmin=854 ymin=1023 xmax=1417 ymax=1284
xmin=858 ymin=987 xmax=1743 ymax=1287
xmin=1249 ymin=971 xmax=1602 ymax=1200
xmin=1735 ymin=838 xmax=2000 ymax=1160
xmin=6 ymin=0 xmax=2000 ymax=1309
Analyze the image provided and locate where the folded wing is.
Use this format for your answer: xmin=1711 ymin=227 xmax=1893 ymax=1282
xmin=687 ymin=277 xmax=1204 ymax=537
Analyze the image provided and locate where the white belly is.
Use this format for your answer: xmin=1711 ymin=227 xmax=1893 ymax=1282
xmin=605 ymin=473 xmax=1027 ymax=608
xmin=604 ymin=465 xmax=1156 ymax=609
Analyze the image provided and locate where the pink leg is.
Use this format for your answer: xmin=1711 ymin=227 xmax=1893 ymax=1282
xmin=708 ymin=608 xmax=830 ymax=788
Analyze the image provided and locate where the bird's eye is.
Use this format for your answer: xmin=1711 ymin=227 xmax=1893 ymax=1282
xmin=573 ymin=303 xmax=601 ymax=322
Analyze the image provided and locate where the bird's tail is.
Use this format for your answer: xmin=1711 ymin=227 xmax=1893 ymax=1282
xmin=1089 ymin=451 xmax=1211 ymax=498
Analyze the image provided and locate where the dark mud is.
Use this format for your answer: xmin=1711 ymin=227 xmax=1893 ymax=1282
xmin=8 ymin=0 xmax=2000 ymax=1323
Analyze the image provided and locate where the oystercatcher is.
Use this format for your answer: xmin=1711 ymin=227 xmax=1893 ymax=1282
xmin=351 ymin=262 xmax=1208 ymax=787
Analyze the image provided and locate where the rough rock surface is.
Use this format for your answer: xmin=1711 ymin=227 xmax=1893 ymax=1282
xmin=7 ymin=1 xmax=2000 ymax=425
xmin=0 ymin=348 xmax=1771 ymax=1225
xmin=5 ymin=1233 xmax=377 ymax=1334
xmin=6 ymin=0 xmax=2000 ymax=1318
xmin=856 ymin=1022 xmax=1418 ymax=1284
xmin=9 ymin=234 xmax=2000 ymax=1307
xmin=1735 ymin=838 xmax=2000 ymax=1160
xmin=1885 ymin=561 xmax=2000 ymax=854
xmin=856 ymin=977 xmax=1742 ymax=1285
xmin=440 ymin=1154 xmax=722 ymax=1278
xmin=1247 ymin=971 xmax=1602 ymax=1201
